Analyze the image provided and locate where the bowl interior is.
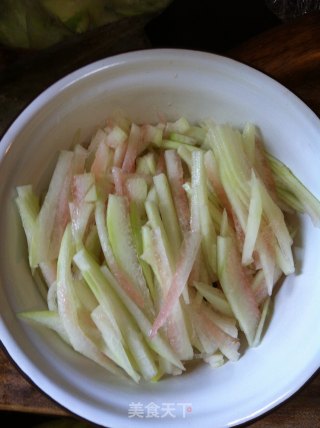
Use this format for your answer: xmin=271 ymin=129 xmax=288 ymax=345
xmin=1 ymin=49 xmax=320 ymax=428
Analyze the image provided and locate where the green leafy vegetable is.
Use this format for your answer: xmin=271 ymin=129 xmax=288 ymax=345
xmin=0 ymin=0 xmax=172 ymax=49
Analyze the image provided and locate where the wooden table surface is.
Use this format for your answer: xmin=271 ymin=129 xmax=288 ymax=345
xmin=1 ymin=11 xmax=320 ymax=427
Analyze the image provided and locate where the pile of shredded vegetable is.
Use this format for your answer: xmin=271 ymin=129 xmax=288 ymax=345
xmin=16 ymin=114 xmax=320 ymax=382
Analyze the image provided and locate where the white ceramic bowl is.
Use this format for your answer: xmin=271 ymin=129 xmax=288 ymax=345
xmin=1 ymin=49 xmax=320 ymax=428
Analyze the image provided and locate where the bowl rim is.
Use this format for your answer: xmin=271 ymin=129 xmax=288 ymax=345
xmin=1 ymin=47 xmax=319 ymax=158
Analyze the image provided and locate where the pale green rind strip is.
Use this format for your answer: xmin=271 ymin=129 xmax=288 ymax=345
xmin=153 ymin=173 xmax=182 ymax=263
xmin=73 ymin=249 xmax=158 ymax=380
xmin=267 ymin=153 xmax=320 ymax=227
xmin=253 ymin=297 xmax=271 ymax=347
xmin=242 ymin=171 xmax=263 ymax=266
xmin=258 ymin=179 xmax=294 ymax=275
xmin=129 ymin=201 xmax=156 ymax=302
xmin=145 ymin=200 xmax=175 ymax=271
xmin=57 ymin=225 xmax=125 ymax=378
xmin=15 ymin=185 xmax=40 ymax=267
xmin=18 ymin=310 xmax=70 ymax=344
xmin=193 ymin=282 xmax=234 ymax=317
xmin=100 ymin=264 xmax=184 ymax=370
xmin=191 ymin=150 xmax=217 ymax=276
xmin=30 ymin=151 xmax=74 ymax=267
xmin=217 ymin=235 xmax=261 ymax=347
xmin=91 ymin=305 xmax=141 ymax=383
xmin=107 ymin=194 xmax=153 ymax=315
